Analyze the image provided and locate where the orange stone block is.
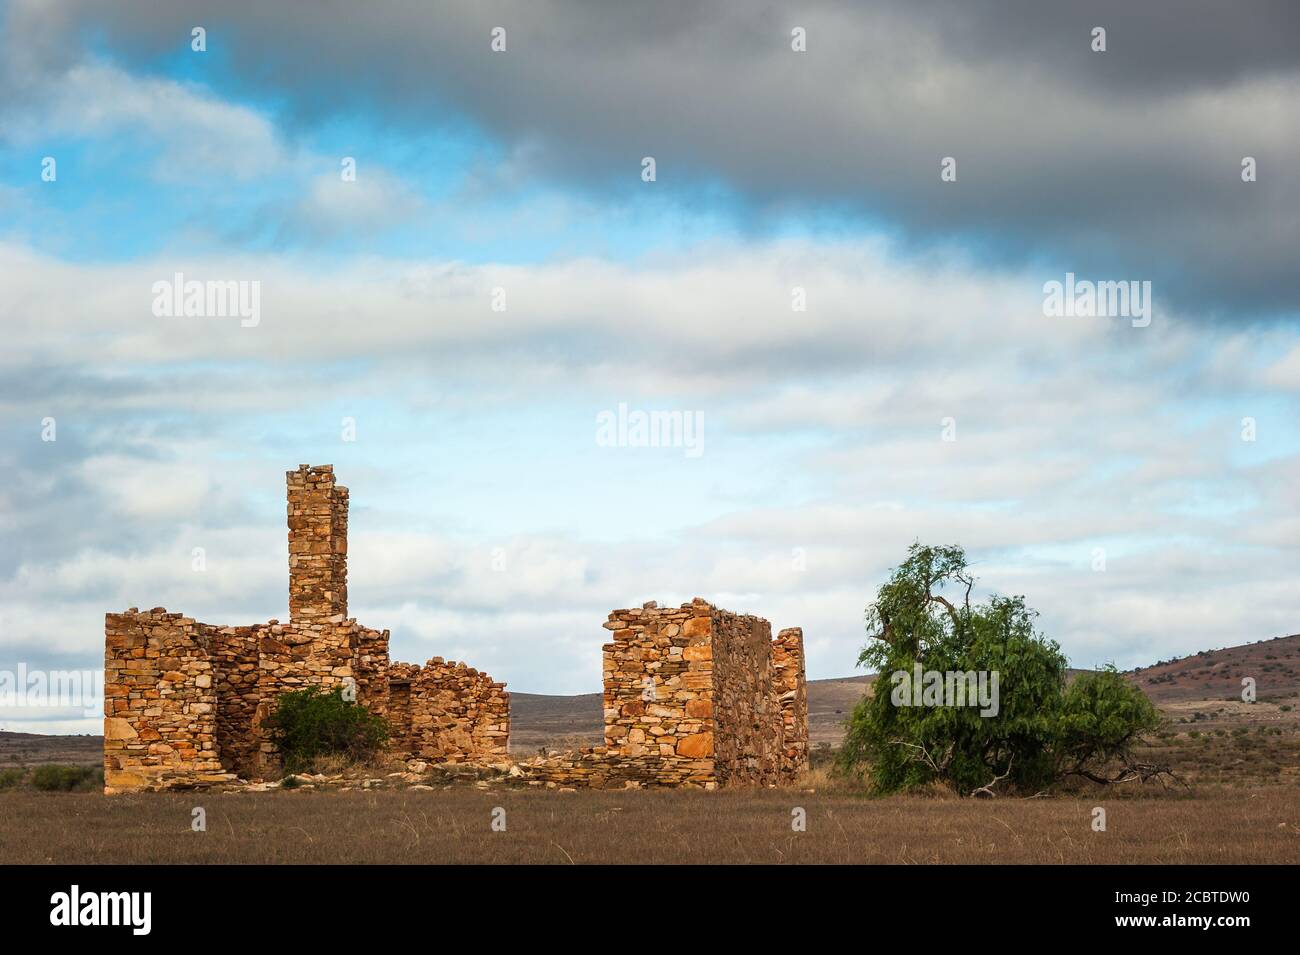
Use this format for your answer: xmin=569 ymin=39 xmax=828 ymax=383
xmin=682 ymin=617 xmax=712 ymax=639
xmin=676 ymin=731 xmax=714 ymax=758
xmin=686 ymin=699 xmax=713 ymax=718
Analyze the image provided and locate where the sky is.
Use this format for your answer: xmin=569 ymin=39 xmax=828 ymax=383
xmin=2 ymin=1 xmax=1298 ymax=733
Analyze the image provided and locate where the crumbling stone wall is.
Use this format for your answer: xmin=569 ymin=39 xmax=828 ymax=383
xmin=407 ymin=658 xmax=510 ymax=763
xmin=519 ymin=599 xmax=809 ymax=790
xmin=103 ymin=465 xmax=809 ymax=794
xmin=103 ymin=465 xmax=507 ymax=792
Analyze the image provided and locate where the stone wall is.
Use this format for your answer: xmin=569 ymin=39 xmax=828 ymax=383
xmin=205 ymin=624 xmax=261 ymax=779
xmin=518 ymin=599 xmax=808 ymax=789
xmin=352 ymin=623 xmax=392 ymax=717
xmin=103 ymin=610 xmax=233 ymax=793
xmin=386 ymin=662 xmax=420 ymax=755
xmin=102 ymin=466 xmax=808 ymax=793
xmin=243 ymin=618 xmax=394 ymax=777
xmin=406 ymin=658 xmax=510 ymax=762
xmin=710 ymin=607 xmax=781 ymax=785
xmin=602 ymin=600 xmax=715 ymax=771
xmin=103 ymin=465 xmax=508 ymax=792
xmin=772 ymin=627 xmax=810 ymax=777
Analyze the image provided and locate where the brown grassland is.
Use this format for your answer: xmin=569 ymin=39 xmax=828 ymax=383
xmin=1 ymin=782 xmax=1297 ymax=864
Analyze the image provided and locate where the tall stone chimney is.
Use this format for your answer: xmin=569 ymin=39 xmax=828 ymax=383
xmin=286 ymin=464 xmax=348 ymax=623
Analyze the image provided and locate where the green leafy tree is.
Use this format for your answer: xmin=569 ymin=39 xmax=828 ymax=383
xmin=838 ymin=543 xmax=1168 ymax=795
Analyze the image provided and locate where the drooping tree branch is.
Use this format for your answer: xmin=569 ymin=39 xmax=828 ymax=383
xmin=970 ymin=757 xmax=1014 ymax=798
xmin=890 ymin=739 xmax=953 ymax=776
xmin=1064 ymin=762 xmax=1188 ymax=790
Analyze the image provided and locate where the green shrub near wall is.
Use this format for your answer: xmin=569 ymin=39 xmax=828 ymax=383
xmin=261 ymin=686 xmax=390 ymax=775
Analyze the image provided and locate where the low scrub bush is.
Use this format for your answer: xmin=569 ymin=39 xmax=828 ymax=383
xmin=261 ymin=686 xmax=390 ymax=776
xmin=30 ymin=765 xmax=102 ymax=792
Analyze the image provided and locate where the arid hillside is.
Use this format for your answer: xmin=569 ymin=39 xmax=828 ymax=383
xmin=1129 ymin=633 xmax=1300 ymax=703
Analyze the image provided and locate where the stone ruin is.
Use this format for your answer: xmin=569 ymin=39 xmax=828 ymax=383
xmin=103 ymin=465 xmax=508 ymax=792
xmin=518 ymin=601 xmax=809 ymax=789
xmin=103 ymin=465 xmax=808 ymax=793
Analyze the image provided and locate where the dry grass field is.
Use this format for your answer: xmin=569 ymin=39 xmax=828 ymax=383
xmin=0 ymin=784 xmax=1296 ymax=865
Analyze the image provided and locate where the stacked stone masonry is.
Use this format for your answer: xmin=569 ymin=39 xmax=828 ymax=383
xmin=103 ymin=466 xmax=509 ymax=792
xmin=518 ymin=599 xmax=809 ymax=789
xmin=103 ymin=466 xmax=808 ymax=793
xmin=400 ymin=658 xmax=509 ymax=763
xmin=772 ymin=628 xmax=810 ymax=777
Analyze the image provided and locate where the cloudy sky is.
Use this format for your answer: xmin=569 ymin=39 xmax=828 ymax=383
xmin=2 ymin=1 xmax=1298 ymax=733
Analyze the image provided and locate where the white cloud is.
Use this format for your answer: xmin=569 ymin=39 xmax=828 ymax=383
xmin=1 ymin=236 xmax=1298 ymax=729
xmin=287 ymin=170 xmax=425 ymax=239
xmin=3 ymin=62 xmax=288 ymax=180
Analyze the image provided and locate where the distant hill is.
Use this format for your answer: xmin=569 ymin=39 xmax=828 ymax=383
xmin=1128 ymin=633 xmax=1300 ymax=704
xmin=0 ymin=731 xmax=100 ymax=767
xmin=6 ymin=634 xmax=1298 ymax=762
xmin=509 ymin=690 xmax=602 ymax=752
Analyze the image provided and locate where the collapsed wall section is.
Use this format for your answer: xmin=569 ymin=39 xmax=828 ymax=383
xmin=404 ymin=658 xmax=510 ymax=763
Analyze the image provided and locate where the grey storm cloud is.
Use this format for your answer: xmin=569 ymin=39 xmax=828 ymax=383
xmin=6 ymin=0 xmax=1299 ymax=318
